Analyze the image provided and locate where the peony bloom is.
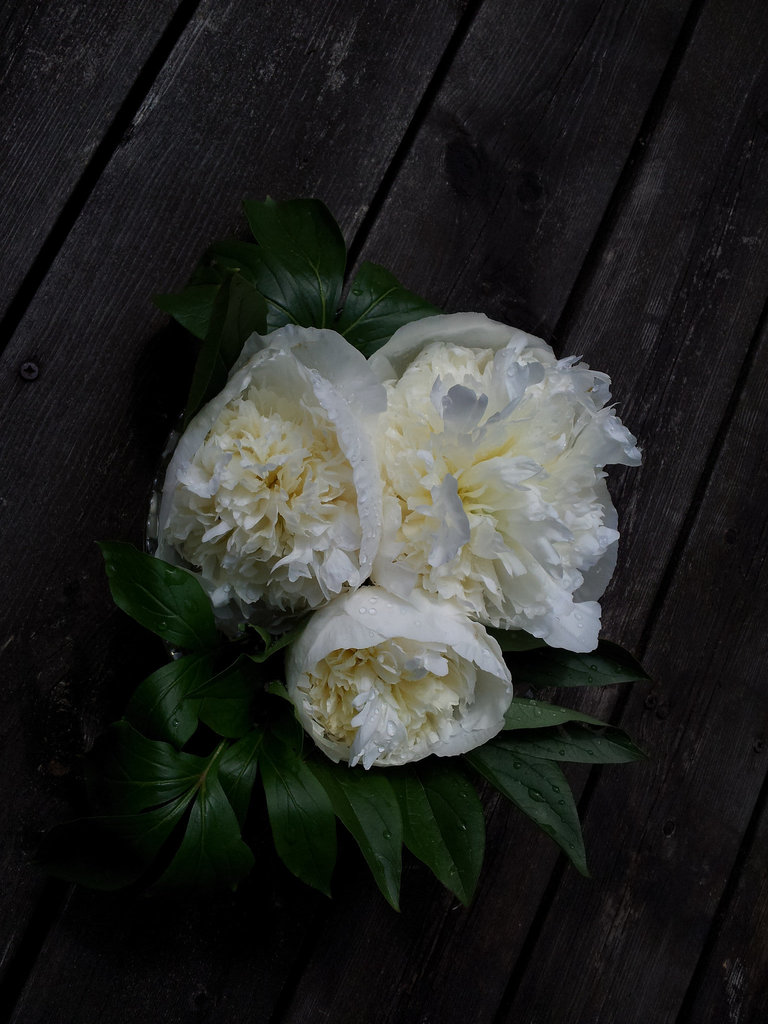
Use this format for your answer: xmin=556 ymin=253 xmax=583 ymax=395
xmin=369 ymin=314 xmax=641 ymax=653
xmin=286 ymin=586 xmax=512 ymax=768
xmin=156 ymin=325 xmax=386 ymax=630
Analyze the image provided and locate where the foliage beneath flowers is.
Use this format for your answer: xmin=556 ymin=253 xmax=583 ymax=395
xmin=41 ymin=545 xmax=647 ymax=906
xmin=153 ymin=197 xmax=440 ymax=424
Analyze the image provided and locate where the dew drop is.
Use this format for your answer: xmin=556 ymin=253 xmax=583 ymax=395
xmin=528 ymin=788 xmax=544 ymax=802
xmin=551 ymin=785 xmax=560 ymax=793
xmin=568 ymin=842 xmax=575 ymax=850
xmin=558 ymin=799 xmax=565 ymax=806
xmin=459 ymin=823 xmax=467 ymax=831
xmin=558 ymin=749 xmax=566 ymax=756
xmin=513 ymin=761 xmax=521 ymax=769
xmin=382 ymin=829 xmax=392 ymax=840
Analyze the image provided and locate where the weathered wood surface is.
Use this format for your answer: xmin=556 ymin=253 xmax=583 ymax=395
xmin=1 ymin=0 xmax=767 ymax=1021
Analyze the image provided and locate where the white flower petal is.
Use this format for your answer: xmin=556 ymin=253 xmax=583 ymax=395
xmin=156 ymin=327 xmax=385 ymax=630
xmin=286 ymin=587 xmax=512 ymax=767
xmin=370 ymin=314 xmax=641 ymax=652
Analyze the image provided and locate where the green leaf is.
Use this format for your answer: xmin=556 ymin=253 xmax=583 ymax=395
xmin=487 ymin=627 xmax=547 ymax=652
xmin=244 ymin=620 xmax=307 ymax=664
xmin=493 ymin=724 xmax=648 ymax=764
xmin=219 ymin=729 xmax=263 ymax=828
xmin=36 ymin=800 xmax=188 ymax=890
xmin=89 ymin=725 xmax=255 ymax=889
xmin=335 ymin=262 xmax=440 ymax=356
xmin=390 ymin=761 xmax=485 ymax=905
xmin=260 ymin=725 xmax=337 ymax=895
xmin=242 ymin=197 xmax=346 ymax=329
xmin=125 ymin=653 xmax=214 ymax=747
xmin=466 ymin=745 xmax=588 ymax=876
xmin=158 ymin=770 xmax=254 ymax=888
xmin=93 ymin=721 xmax=211 ymax=814
xmin=311 ymin=761 xmax=402 ymax=910
xmin=511 ymin=641 xmax=650 ymax=690
xmin=184 ymin=271 xmax=268 ymax=424
xmin=193 ymin=660 xmax=259 ymax=738
xmin=503 ymin=697 xmax=610 ymax=731
xmin=99 ymin=542 xmax=219 ymax=652
xmin=153 ymin=284 xmax=220 ymax=340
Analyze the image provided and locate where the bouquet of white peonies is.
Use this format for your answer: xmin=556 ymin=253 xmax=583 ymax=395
xmin=43 ymin=199 xmax=647 ymax=907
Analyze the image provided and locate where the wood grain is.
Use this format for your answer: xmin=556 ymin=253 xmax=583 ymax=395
xmin=0 ymin=0 xmax=470 ymax=1009
xmin=0 ymin=0 xmax=187 ymax=325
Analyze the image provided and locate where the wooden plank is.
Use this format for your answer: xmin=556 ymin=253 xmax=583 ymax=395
xmin=278 ymin=0 xmax=768 ymax=1021
xmin=493 ymin=0 xmax=768 ymax=1010
xmin=0 ymin=0 xmax=471 ymax=1012
xmin=501 ymin=313 xmax=768 ymax=1024
xmin=0 ymin=0 xmax=187 ymax=324
xmin=275 ymin=1 xmax=728 ymax=1021
xmin=681 ymin=777 xmax=768 ymax=1023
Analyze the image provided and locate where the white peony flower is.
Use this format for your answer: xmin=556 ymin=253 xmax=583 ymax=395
xmin=369 ymin=314 xmax=641 ymax=653
xmin=286 ymin=586 xmax=512 ymax=768
xmin=156 ymin=325 xmax=386 ymax=630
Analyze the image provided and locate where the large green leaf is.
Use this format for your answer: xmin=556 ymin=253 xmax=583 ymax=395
xmin=466 ymin=744 xmax=588 ymax=876
xmin=260 ymin=726 xmax=337 ymax=895
xmin=335 ymin=262 xmax=440 ymax=356
xmin=89 ymin=725 xmax=254 ymax=888
xmin=158 ymin=771 xmax=254 ymax=888
xmin=184 ymin=271 xmax=267 ymax=424
xmin=511 ymin=641 xmax=649 ymax=690
xmin=153 ymin=283 xmax=220 ymax=340
xmin=487 ymin=627 xmax=547 ymax=653
xmin=36 ymin=798 xmax=189 ymax=890
xmin=92 ymin=721 xmax=210 ymax=814
xmin=493 ymin=724 xmax=647 ymax=764
xmin=193 ymin=660 xmax=260 ymax=738
xmin=125 ymin=653 xmax=214 ymax=747
xmin=219 ymin=729 xmax=263 ymax=827
xmin=311 ymin=761 xmax=403 ymax=910
xmin=99 ymin=542 xmax=219 ymax=652
xmin=390 ymin=761 xmax=485 ymax=905
xmin=503 ymin=697 xmax=610 ymax=731
xmin=242 ymin=197 xmax=346 ymax=329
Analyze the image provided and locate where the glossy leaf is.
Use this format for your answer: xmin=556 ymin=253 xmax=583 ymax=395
xmin=99 ymin=542 xmax=218 ymax=652
xmin=153 ymin=283 xmax=219 ymax=340
xmin=219 ymin=729 xmax=263 ymax=827
xmin=487 ymin=627 xmax=547 ymax=653
xmin=158 ymin=770 xmax=254 ymax=888
xmin=37 ymin=798 xmax=188 ymax=890
xmin=311 ymin=761 xmax=402 ymax=910
xmin=467 ymin=744 xmax=588 ymax=876
xmin=193 ymin=659 xmax=260 ymax=738
xmin=260 ymin=726 xmax=337 ymax=895
xmin=390 ymin=761 xmax=485 ymax=905
xmin=242 ymin=197 xmax=346 ymax=329
xmin=125 ymin=653 xmax=214 ymax=747
xmin=511 ymin=641 xmax=649 ymax=690
xmin=184 ymin=271 xmax=267 ymax=423
xmin=93 ymin=721 xmax=212 ymax=814
xmin=245 ymin=620 xmax=307 ymax=664
xmin=335 ymin=262 xmax=440 ymax=356
xmin=503 ymin=697 xmax=610 ymax=731
xmin=91 ymin=726 xmax=255 ymax=889
xmin=493 ymin=724 xmax=648 ymax=764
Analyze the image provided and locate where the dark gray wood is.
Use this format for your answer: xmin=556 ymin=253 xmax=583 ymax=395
xmin=0 ymin=0 xmax=472 ymax=1010
xmin=501 ymin=316 xmax=768 ymax=1024
xmin=683 ymin=772 xmax=768 ymax=1023
xmin=0 ymin=0 xmax=186 ymax=324
xmin=1 ymin=0 xmax=766 ymax=1020
xmin=495 ymin=0 xmax=768 ymax=1011
xmin=277 ymin=0 xmax=768 ymax=1021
